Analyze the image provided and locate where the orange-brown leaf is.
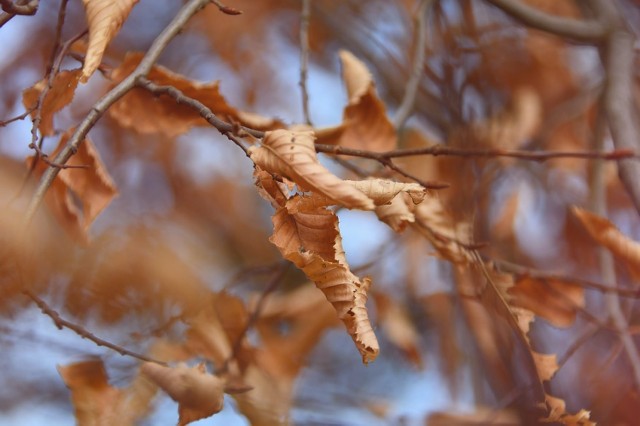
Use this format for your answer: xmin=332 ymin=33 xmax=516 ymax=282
xmin=250 ymin=129 xmax=375 ymax=210
xmin=58 ymin=359 xmax=123 ymax=425
xmin=22 ymin=69 xmax=82 ymax=136
xmin=81 ymin=0 xmax=140 ymax=82
xmin=141 ymin=363 xmax=224 ymax=426
xmin=316 ymin=51 xmax=397 ymax=152
xmin=26 ymin=129 xmax=118 ymax=243
xmin=573 ymin=207 xmax=640 ymax=276
xmin=508 ymin=277 xmax=584 ymax=328
xmin=109 ymin=52 xmax=283 ymax=137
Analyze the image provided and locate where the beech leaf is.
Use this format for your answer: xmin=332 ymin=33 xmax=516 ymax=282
xmin=58 ymin=359 xmax=123 ymax=426
xmin=26 ymin=129 xmax=118 ymax=243
xmin=141 ymin=363 xmax=224 ymax=426
xmin=249 ymin=129 xmax=375 ymax=210
xmin=109 ymin=52 xmax=283 ymax=137
xmin=573 ymin=206 xmax=640 ymax=277
xmin=315 ymin=50 xmax=397 ymax=152
xmin=81 ymin=0 xmax=140 ymax=82
xmin=22 ymin=69 xmax=83 ymax=136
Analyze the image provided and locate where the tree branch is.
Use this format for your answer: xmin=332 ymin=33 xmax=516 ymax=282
xmin=393 ymin=0 xmax=431 ymax=130
xmin=589 ymin=0 xmax=640 ymax=390
xmin=24 ymin=289 xmax=167 ymax=365
xmin=484 ymin=0 xmax=606 ymax=42
xmin=298 ymin=0 xmax=313 ymax=126
xmin=24 ymin=0 xmax=212 ymax=226
xmin=0 ymin=0 xmax=37 ymax=15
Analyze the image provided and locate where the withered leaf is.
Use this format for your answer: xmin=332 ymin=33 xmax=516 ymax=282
xmin=141 ymin=363 xmax=224 ymax=426
xmin=316 ymin=50 xmax=397 ymax=152
xmin=250 ymin=129 xmax=375 ymax=210
xmin=22 ymin=69 xmax=83 ymax=136
xmin=109 ymin=52 xmax=283 ymax=137
xmin=81 ymin=0 xmax=140 ymax=82
xmin=26 ymin=129 xmax=118 ymax=243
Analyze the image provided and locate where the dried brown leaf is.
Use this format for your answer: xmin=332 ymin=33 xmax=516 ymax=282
xmin=508 ymin=277 xmax=584 ymax=328
xmin=250 ymin=129 xmax=375 ymax=210
xmin=26 ymin=129 xmax=118 ymax=243
xmin=22 ymin=69 xmax=82 ymax=136
xmin=573 ymin=206 xmax=640 ymax=277
xmin=375 ymin=193 xmax=415 ymax=232
xmin=81 ymin=0 xmax=140 ymax=82
xmin=316 ymin=50 xmax=397 ymax=152
xmin=141 ymin=363 xmax=224 ymax=426
xmin=109 ymin=52 xmax=283 ymax=137
xmin=58 ymin=359 xmax=123 ymax=426
xmin=542 ymin=394 xmax=594 ymax=425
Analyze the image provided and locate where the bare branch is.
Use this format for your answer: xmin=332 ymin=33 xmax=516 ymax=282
xmin=485 ymin=0 xmax=605 ymax=42
xmin=588 ymin=1 xmax=640 ymax=387
xmin=25 ymin=0 xmax=213 ymax=226
xmin=299 ymin=0 xmax=313 ymax=126
xmin=314 ymin=142 xmax=635 ymax=162
xmin=393 ymin=0 xmax=431 ymax=130
xmin=24 ymin=289 xmax=167 ymax=365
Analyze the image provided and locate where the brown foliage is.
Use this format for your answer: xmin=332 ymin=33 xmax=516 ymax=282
xmin=2 ymin=0 xmax=640 ymax=424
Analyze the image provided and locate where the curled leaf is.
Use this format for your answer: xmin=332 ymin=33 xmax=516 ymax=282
xmin=141 ymin=363 xmax=224 ymax=426
xmin=374 ymin=193 xmax=415 ymax=233
xmin=256 ymin=170 xmax=379 ymax=363
xmin=81 ymin=0 xmax=140 ymax=82
xmin=316 ymin=50 xmax=397 ymax=152
xmin=249 ymin=129 xmax=375 ymax=210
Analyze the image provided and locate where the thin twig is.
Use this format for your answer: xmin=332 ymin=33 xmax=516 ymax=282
xmin=0 ymin=107 xmax=34 ymax=127
xmin=589 ymin=0 xmax=640 ymax=389
xmin=25 ymin=0 xmax=213 ymax=226
xmin=210 ymin=0 xmax=242 ymax=15
xmin=484 ymin=0 xmax=605 ymax=42
xmin=298 ymin=0 xmax=313 ymax=126
xmin=24 ymin=289 xmax=167 ymax=365
xmin=136 ymin=78 xmax=259 ymax=153
xmin=393 ymin=0 xmax=430 ymax=130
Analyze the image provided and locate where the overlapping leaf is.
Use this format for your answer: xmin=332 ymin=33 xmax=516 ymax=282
xmin=249 ymin=129 xmax=375 ymax=210
xmin=142 ymin=363 xmax=224 ymax=426
xmin=315 ymin=50 xmax=397 ymax=152
xmin=81 ymin=0 xmax=140 ymax=82
xmin=109 ymin=53 xmax=283 ymax=137
xmin=26 ymin=129 xmax=118 ymax=243
xmin=255 ymin=169 xmax=379 ymax=363
xmin=22 ymin=69 xmax=83 ymax=136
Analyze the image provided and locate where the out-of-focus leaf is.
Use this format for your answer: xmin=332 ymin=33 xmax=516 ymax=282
xmin=374 ymin=192 xmax=415 ymax=232
xmin=141 ymin=363 xmax=224 ymax=426
xmin=428 ymin=406 xmax=521 ymax=425
xmin=109 ymin=52 xmax=283 ymax=137
xmin=81 ymin=0 xmax=140 ymax=82
xmin=542 ymin=394 xmax=594 ymax=425
xmin=58 ymin=359 xmax=123 ymax=426
xmin=26 ymin=129 xmax=118 ymax=243
xmin=315 ymin=50 xmax=397 ymax=152
xmin=22 ymin=69 xmax=82 ymax=136
xmin=573 ymin=207 xmax=640 ymax=277
xmin=508 ymin=276 xmax=584 ymax=328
